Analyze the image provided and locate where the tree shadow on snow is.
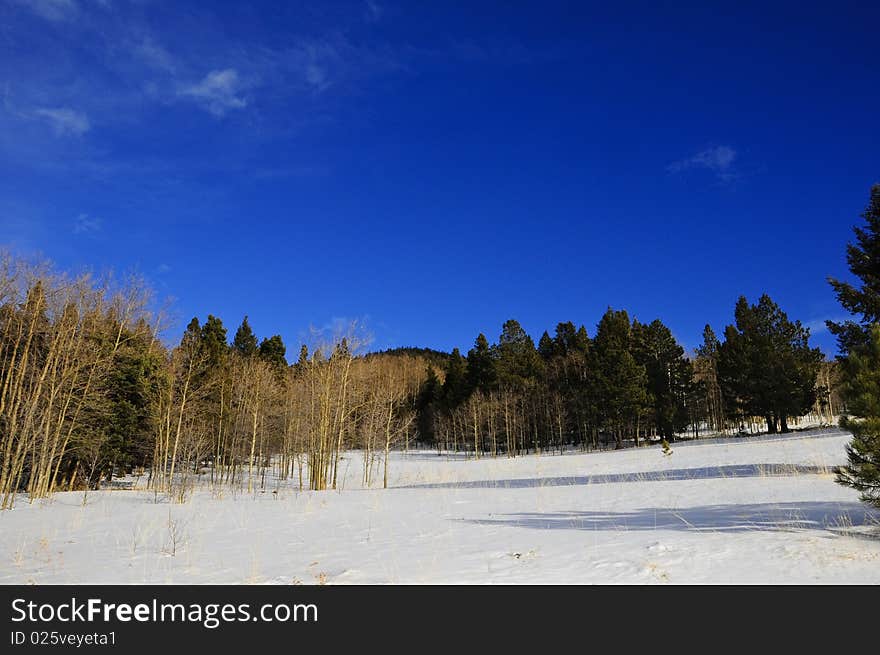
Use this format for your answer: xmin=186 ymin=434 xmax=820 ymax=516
xmin=401 ymin=464 xmax=832 ymax=490
xmin=460 ymin=501 xmax=880 ymax=536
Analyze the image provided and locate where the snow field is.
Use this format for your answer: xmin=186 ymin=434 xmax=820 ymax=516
xmin=1 ymin=428 xmax=878 ymax=584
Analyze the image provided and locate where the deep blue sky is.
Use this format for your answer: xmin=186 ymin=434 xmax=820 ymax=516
xmin=2 ymin=1 xmax=878 ymax=358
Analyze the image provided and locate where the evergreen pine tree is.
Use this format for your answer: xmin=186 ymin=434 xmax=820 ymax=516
xmin=183 ymin=316 xmax=201 ymax=342
xmin=835 ymin=324 xmax=880 ymax=507
xmin=827 ymin=184 xmax=880 ymax=355
xmin=573 ymin=325 xmax=591 ymax=354
xmin=259 ymin=334 xmax=288 ymax=370
xmin=694 ymin=324 xmax=724 ymax=431
xmin=232 ymin=316 xmax=258 ymax=357
xmin=441 ymin=348 xmax=469 ymax=407
xmin=593 ymin=308 xmax=648 ymax=448
xmin=197 ymin=315 xmax=230 ymax=472
xmin=631 ymin=318 xmax=694 ymax=440
xmin=416 ymin=366 xmax=442 ymax=445
xmin=695 ymin=324 xmax=721 ymax=365
xmin=179 ymin=317 xmax=204 ymax=369
xmin=552 ymin=321 xmax=579 ymax=355
xmin=466 ymin=333 xmax=497 ymax=392
xmin=718 ymin=295 xmax=823 ymax=433
xmin=495 ymin=319 xmax=543 ymax=390
xmin=540 ymin=321 xmax=593 ymax=447
xmin=537 ymin=331 xmax=555 ymax=361
xmin=829 ymin=184 xmax=880 ymax=507
xmin=200 ymin=315 xmax=229 ymax=370
xmin=294 ymin=344 xmax=310 ymax=376
xmin=98 ymin=325 xmax=164 ymax=477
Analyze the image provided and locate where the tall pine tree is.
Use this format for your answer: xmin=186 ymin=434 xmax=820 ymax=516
xmin=593 ymin=309 xmax=648 ymax=448
xmin=441 ymin=348 xmax=469 ymax=407
xmin=232 ymin=316 xmax=258 ymax=357
xmin=466 ymin=333 xmax=497 ymax=393
xmin=830 ymin=184 xmax=880 ymax=507
xmin=718 ymin=295 xmax=822 ymax=433
xmin=259 ymin=334 xmax=288 ymax=370
xmin=835 ymin=325 xmax=880 ymax=506
xmin=694 ymin=324 xmax=724 ymax=431
xmin=200 ymin=315 xmax=229 ymax=371
xmin=632 ymin=319 xmax=694 ymax=440
xmin=827 ymin=184 xmax=880 ymax=355
xmin=537 ymin=331 xmax=555 ymax=361
xmin=416 ymin=366 xmax=442 ymax=446
xmin=495 ymin=319 xmax=542 ymax=390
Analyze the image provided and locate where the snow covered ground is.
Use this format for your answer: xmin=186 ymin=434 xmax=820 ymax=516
xmin=1 ymin=428 xmax=878 ymax=584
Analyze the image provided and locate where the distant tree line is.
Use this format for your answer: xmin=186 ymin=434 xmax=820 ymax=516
xmin=0 ymin=224 xmax=849 ymax=507
xmin=415 ymin=296 xmax=830 ymax=457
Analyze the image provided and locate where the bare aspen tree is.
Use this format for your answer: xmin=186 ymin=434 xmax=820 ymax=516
xmin=296 ymin=323 xmax=366 ymax=491
xmin=151 ymin=320 xmax=214 ymax=501
xmin=1 ymin=254 xmax=157 ymax=508
xmin=379 ymin=366 xmax=418 ymax=489
xmin=236 ymin=356 xmax=277 ymax=494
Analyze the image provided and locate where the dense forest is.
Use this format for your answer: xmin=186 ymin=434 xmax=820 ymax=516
xmin=3 ymin=184 xmax=880 ymax=510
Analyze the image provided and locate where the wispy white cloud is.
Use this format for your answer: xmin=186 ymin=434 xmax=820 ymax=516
xmin=156 ymin=263 xmax=172 ymax=274
xmin=12 ymin=0 xmax=78 ymax=22
xmin=3 ymin=4 xmax=408 ymax=172
xmin=178 ymin=69 xmax=247 ymax=117
xmin=73 ymin=213 xmax=101 ymax=234
xmin=133 ymin=37 xmax=177 ymax=74
xmin=668 ymin=145 xmax=738 ymax=182
xmin=33 ymin=107 xmax=90 ymax=135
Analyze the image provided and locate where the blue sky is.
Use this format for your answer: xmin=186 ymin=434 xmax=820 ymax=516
xmin=2 ymin=1 xmax=878 ymax=358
